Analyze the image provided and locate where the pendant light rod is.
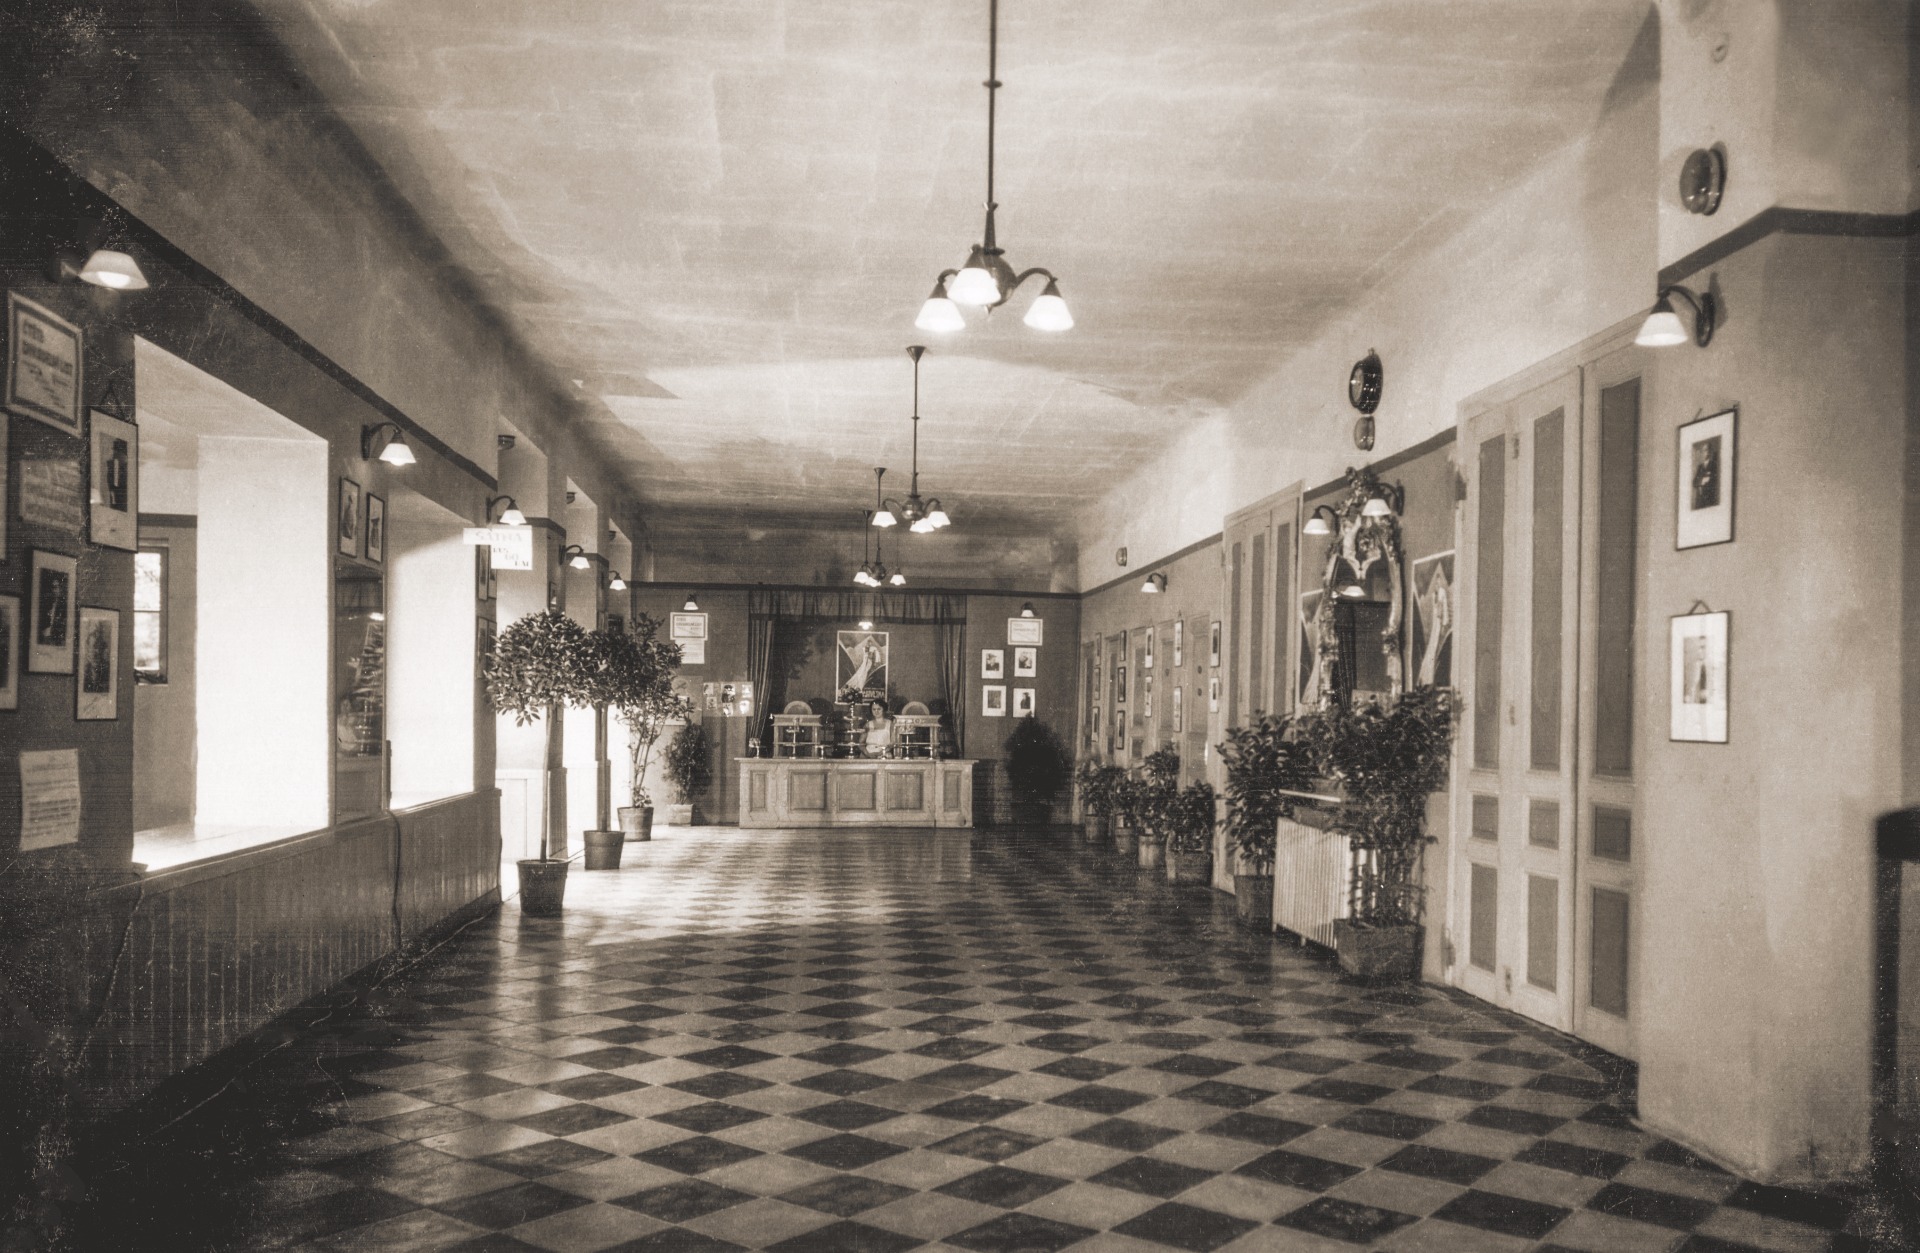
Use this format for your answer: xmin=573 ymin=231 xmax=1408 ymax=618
xmin=983 ymin=0 xmax=999 ymax=246
xmin=874 ymin=348 xmax=950 ymax=532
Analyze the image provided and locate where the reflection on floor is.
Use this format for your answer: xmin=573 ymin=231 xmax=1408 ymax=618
xmin=132 ymin=821 xmax=313 ymax=870
xmin=70 ymin=825 xmax=1883 ymax=1251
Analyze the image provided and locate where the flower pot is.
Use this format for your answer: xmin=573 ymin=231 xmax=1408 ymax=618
xmin=1137 ymin=839 xmax=1164 ymax=870
xmin=618 ymin=805 xmax=654 ymax=842
xmin=582 ymin=829 xmax=625 ymax=871
xmin=1333 ymin=919 xmax=1423 ymax=982
xmin=665 ymin=803 xmax=694 ymax=826
xmin=1084 ymin=816 xmax=1108 ymax=844
xmin=516 ymin=858 xmax=569 ymax=915
xmin=1166 ymin=846 xmax=1212 ymax=885
xmin=1112 ymin=825 xmax=1138 ymax=854
xmin=1235 ymin=873 xmax=1275 ymax=930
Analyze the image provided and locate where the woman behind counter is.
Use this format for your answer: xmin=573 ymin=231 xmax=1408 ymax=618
xmin=862 ymin=700 xmax=894 ymax=756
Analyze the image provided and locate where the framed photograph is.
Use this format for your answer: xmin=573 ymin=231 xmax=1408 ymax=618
xmin=1173 ymin=620 xmax=1184 ymax=667
xmin=1677 ymin=408 xmax=1736 ymax=549
xmin=836 ymin=629 xmax=889 ymax=703
xmin=28 ymin=550 xmax=78 ymax=674
xmin=1670 ymin=610 xmax=1730 ymax=743
xmin=1012 ymin=646 xmax=1036 ymax=678
xmin=88 ymin=411 xmax=138 ymax=550
xmin=1209 ymin=620 xmax=1222 ymax=668
xmin=1410 ymin=551 xmax=1455 ymax=688
xmin=981 ymin=648 xmax=1005 ymax=679
xmin=338 ymin=477 xmax=362 ymax=557
xmin=6 ymin=293 xmax=83 ymax=436
xmin=0 ymin=593 xmax=18 ymax=711
xmin=476 ymin=543 xmax=492 ymax=601
xmin=982 ymin=684 xmax=1007 ymax=717
xmin=670 ymin=612 xmax=708 ymax=640
xmin=1114 ymin=718 xmax=1127 ymax=753
xmin=1172 ymin=683 xmax=1184 ymax=732
xmin=1209 ymin=674 xmax=1221 ymax=713
xmin=1144 ymin=673 xmax=1154 ymax=719
xmin=365 ymin=493 xmax=386 ymax=564
xmin=488 ymin=570 xmax=498 ymax=600
xmin=1007 ymin=616 xmax=1044 ymax=646
xmin=76 ymin=607 xmax=119 ymax=720
xmin=1144 ymin=626 xmax=1155 ymax=669
xmin=1116 ymin=664 xmax=1128 ymax=703
xmin=1012 ymin=687 xmax=1035 ymax=718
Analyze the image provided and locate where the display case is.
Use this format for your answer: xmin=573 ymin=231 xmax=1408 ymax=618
xmin=772 ymin=708 xmax=824 ymax=758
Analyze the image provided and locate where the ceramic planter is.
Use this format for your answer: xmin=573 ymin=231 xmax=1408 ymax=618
xmin=665 ymin=803 xmax=694 ymax=826
xmin=1235 ymin=873 xmax=1274 ymax=930
xmin=582 ymin=829 xmax=625 ymax=870
xmin=1333 ymin=919 xmax=1422 ymax=981
xmin=1166 ymin=846 xmax=1212 ymax=884
xmin=1112 ymin=825 xmax=1138 ymax=854
xmin=1137 ymin=839 xmax=1164 ymax=869
xmin=516 ymin=858 xmax=569 ymax=915
xmin=1084 ymin=816 xmax=1108 ymax=844
xmin=619 ymin=805 xmax=654 ymax=842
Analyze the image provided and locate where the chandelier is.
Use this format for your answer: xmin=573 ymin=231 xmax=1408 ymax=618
xmin=854 ymin=480 xmax=908 ymax=588
xmin=873 ymin=346 xmax=951 ymax=533
xmin=915 ymin=0 xmax=1072 ymax=334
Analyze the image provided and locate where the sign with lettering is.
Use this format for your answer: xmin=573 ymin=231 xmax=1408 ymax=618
xmin=463 ymin=526 xmax=534 ymax=570
xmin=6 ymin=294 xmax=83 ymax=436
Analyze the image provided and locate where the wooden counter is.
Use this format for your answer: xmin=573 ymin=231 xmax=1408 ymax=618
xmin=737 ymin=757 xmax=974 ymax=828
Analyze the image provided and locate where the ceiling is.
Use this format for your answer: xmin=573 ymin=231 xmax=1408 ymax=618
xmin=252 ymin=0 xmax=1651 ymax=538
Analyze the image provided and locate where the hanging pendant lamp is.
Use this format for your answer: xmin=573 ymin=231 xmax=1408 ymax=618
xmin=854 ymin=481 xmax=908 ymax=588
xmin=873 ymin=347 xmax=951 ymax=533
xmin=916 ymin=0 xmax=1072 ymax=334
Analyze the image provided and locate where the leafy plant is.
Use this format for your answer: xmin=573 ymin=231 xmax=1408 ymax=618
xmin=1075 ymin=761 xmax=1127 ymax=818
xmin=664 ymin=721 xmax=713 ymax=805
xmin=1219 ymin=712 xmax=1319 ymax=871
xmin=483 ymin=611 xmax=596 ymax=726
xmin=1317 ymin=686 xmax=1456 ymax=926
xmin=1165 ymin=780 xmax=1218 ymax=854
xmin=1004 ymin=717 xmax=1071 ymax=806
xmin=1109 ymin=771 xmax=1142 ymax=831
xmin=1133 ymin=749 xmax=1182 ymax=842
xmin=580 ymin=614 xmax=690 ymax=809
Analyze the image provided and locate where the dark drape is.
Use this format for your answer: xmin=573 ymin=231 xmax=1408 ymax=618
xmin=748 ymin=589 xmax=966 ymax=625
xmin=936 ymin=616 xmax=967 ymax=757
xmin=746 ymin=610 xmax=775 ymax=750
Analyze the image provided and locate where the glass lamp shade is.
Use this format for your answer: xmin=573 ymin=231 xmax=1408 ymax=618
xmin=1361 ymin=496 xmax=1392 ymax=518
xmin=1302 ymin=515 xmax=1331 ymax=536
xmin=78 ymin=249 xmax=149 ymax=290
xmin=888 ymin=572 xmax=907 ymax=586
xmin=872 ymin=508 xmax=898 ymax=528
xmin=499 ymin=506 xmax=527 ymax=526
xmin=1339 ymin=582 xmax=1367 ymax=599
xmin=682 ymin=596 xmax=700 ymax=611
xmin=377 ymin=434 xmax=417 ymax=466
xmin=858 ymin=618 xmax=874 ymax=630
xmin=608 ymin=575 xmax=628 ymax=592
xmin=1023 ymin=281 xmax=1073 ymax=331
xmin=1635 ymin=299 xmax=1688 ymax=347
xmin=927 ymin=507 xmax=951 ymax=528
xmin=1019 ymin=603 xmax=1036 ymax=618
xmin=568 ymin=554 xmax=591 ymax=570
xmin=1141 ymin=574 xmax=1164 ymax=594
xmin=949 ymin=249 xmax=1001 ymax=306
xmin=910 ymin=517 xmax=936 ymax=534
xmin=916 ymin=295 xmax=966 ymax=333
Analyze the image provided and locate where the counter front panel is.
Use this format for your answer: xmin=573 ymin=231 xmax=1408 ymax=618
xmin=738 ymin=758 xmax=974 ymax=828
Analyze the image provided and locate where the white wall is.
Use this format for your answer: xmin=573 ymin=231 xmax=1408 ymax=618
xmin=388 ymin=496 xmax=476 ymax=808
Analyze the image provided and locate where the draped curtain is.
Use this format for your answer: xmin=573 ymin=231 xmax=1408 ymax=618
xmin=936 ymin=617 xmax=967 ymax=757
xmin=745 ymin=611 xmax=775 ymax=751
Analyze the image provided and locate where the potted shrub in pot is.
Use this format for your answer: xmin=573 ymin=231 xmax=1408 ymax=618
xmin=1323 ymin=687 xmax=1456 ymax=980
xmin=602 ymin=614 xmax=690 ymax=842
xmin=1135 ymin=749 xmax=1181 ymax=868
xmin=1164 ymin=778 xmax=1218 ymax=885
xmin=1004 ymin=717 xmax=1071 ymax=826
xmin=484 ymin=610 xmax=598 ymax=912
xmin=1076 ymin=761 xmax=1124 ymax=844
xmin=1220 ymin=712 xmax=1318 ymax=930
xmin=663 ymin=721 xmax=713 ymax=826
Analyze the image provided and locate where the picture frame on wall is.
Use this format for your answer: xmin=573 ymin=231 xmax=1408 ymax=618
xmin=1172 ymin=683 xmax=1183 ymax=732
xmin=1209 ymin=620 xmax=1221 ymax=668
xmin=1173 ymin=620 xmax=1183 ymax=667
xmin=1676 ymin=408 xmax=1736 ymax=550
xmin=981 ymin=648 xmax=1005 ymax=679
xmin=1670 ymin=609 xmax=1730 ymax=743
xmin=1144 ymin=673 xmax=1154 ymax=719
xmin=1007 ymin=616 xmax=1044 ymax=646
xmin=76 ymin=607 xmax=119 ymax=721
xmin=476 ymin=543 xmax=492 ymax=601
xmin=0 ymin=415 xmax=8 ymax=556
xmin=6 ymin=293 xmax=83 ymax=436
xmin=365 ymin=493 xmax=386 ymax=564
xmin=1409 ymin=551 xmax=1455 ymax=688
xmin=982 ymin=684 xmax=1007 ymax=717
xmin=1013 ymin=646 xmax=1036 ymax=677
xmin=0 ymin=593 xmax=19 ymax=711
xmin=1144 ymin=626 xmax=1155 ymax=669
xmin=1116 ymin=664 xmax=1127 ymax=703
xmin=28 ymin=550 xmax=78 ymax=674
xmin=338 ymin=477 xmax=361 ymax=556
xmin=1209 ymin=674 xmax=1221 ymax=712
xmin=1012 ymin=687 xmax=1035 ymax=718
xmin=88 ymin=410 xmax=139 ymax=550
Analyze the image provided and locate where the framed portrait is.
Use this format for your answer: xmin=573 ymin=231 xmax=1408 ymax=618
xmin=981 ymin=648 xmax=1005 ymax=679
xmin=6 ymin=293 xmax=83 ymax=436
xmin=1144 ymin=673 xmax=1154 ymax=719
xmin=1677 ymin=408 xmax=1736 ymax=549
xmin=1172 ymin=683 xmax=1183 ymax=732
xmin=28 ymin=550 xmax=78 ymax=674
xmin=476 ymin=543 xmax=492 ymax=601
xmin=982 ymin=684 xmax=1007 ymax=717
xmin=1173 ymin=620 xmax=1184 ymax=667
xmin=1670 ymin=610 xmax=1729 ymax=743
xmin=1409 ymin=551 xmax=1455 ymax=688
xmin=1298 ymin=589 xmax=1325 ymax=710
xmin=1209 ymin=620 xmax=1222 ymax=668
xmin=365 ymin=493 xmax=386 ymax=564
xmin=1007 ymin=616 xmax=1044 ymax=646
xmin=836 ymin=629 xmax=889 ymax=703
xmin=1144 ymin=626 xmax=1155 ymax=669
xmin=1012 ymin=687 xmax=1035 ymax=718
xmin=1116 ymin=664 xmax=1128 ymax=703
xmin=0 ymin=593 xmax=18 ymax=710
xmin=76 ymin=607 xmax=119 ymax=720
xmin=1013 ymin=646 xmax=1037 ymax=678
xmin=1209 ymin=674 xmax=1221 ymax=713
xmin=338 ymin=477 xmax=362 ymax=556
xmin=88 ymin=411 xmax=139 ymax=550
xmin=1114 ymin=719 xmax=1127 ymax=753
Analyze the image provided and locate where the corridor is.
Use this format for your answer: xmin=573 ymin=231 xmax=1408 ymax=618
xmin=67 ymin=828 xmax=1863 ymax=1253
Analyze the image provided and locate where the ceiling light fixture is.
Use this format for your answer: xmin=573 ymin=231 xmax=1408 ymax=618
xmin=1141 ymin=572 xmax=1167 ymax=594
xmin=560 ymin=544 xmax=592 ymax=571
xmin=361 ymin=421 xmax=417 ymax=466
xmin=486 ymin=495 xmax=527 ymax=526
xmin=873 ymin=347 xmax=951 ymax=533
xmin=853 ymin=499 xmax=906 ymax=588
xmin=1636 ymin=283 xmax=1716 ymax=348
xmin=916 ymin=0 xmax=1072 ymax=334
xmin=77 ymin=249 xmax=149 ymax=291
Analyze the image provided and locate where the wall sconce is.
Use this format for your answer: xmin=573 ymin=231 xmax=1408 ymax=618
xmin=560 ymin=544 xmax=592 ymax=570
xmin=1636 ymin=284 xmax=1716 ymax=348
xmin=361 ymin=421 xmax=416 ymax=466
xmin=1362 ymin=481 xmax=1405 ymax=519
xmin=1019 ymin=602 xmax=1037 ymax=618
xmin=486 ymin=495 xmax=527 ymax=526
xmin=682 ymin=594 xmax=700 ymax=612
xmin=1302 ymin=504 xmax=1341 ymax=537
xmin=608 ymin=573 xmax=628 ymax=592
xmin=1140 ymin=573 xmax=1167 ymax=594
xmin=76 ymin=249 xmax=149 ymax=291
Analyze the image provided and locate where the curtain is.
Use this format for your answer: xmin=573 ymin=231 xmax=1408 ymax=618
xmin=936 ymin=615 xmax=967 ymax=758
xmin=748 ymin=589 xmax=966 ymax=625
xmin=746 ymin=610 xmax=775 ymax=751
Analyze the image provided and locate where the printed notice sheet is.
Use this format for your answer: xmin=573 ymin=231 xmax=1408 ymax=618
xmin=20 ymin=748 xmax=81 ymax=851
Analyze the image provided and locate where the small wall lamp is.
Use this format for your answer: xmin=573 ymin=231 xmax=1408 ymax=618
xmin=76 ymin=249 xmax=149 ymax=291
xmin=608 ymin=573 xmax=628 ymax=592
xmin=361 ymin=421 xmax=416 ymax=466
xmin=1302 ymin=505 xmax=1341 ymax=537
xmin=560 ymin=544 xmax=592 ymax=571
xmin=1140 ymin=572 xmax=1168 ymax=594
xmin=486 ymin=495 xmax=526 ymax=526
xmin=683 ymin=594 xmax=700 ymax=612
xmin=1636 ymin=284 xmax=1716 ymax=348
xmin=1019 ymin=602 xmax=1037 ymax=618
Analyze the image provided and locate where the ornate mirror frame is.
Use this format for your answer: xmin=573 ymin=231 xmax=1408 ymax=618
xmin=1312 ymin=466 xmax=1405 ymax=709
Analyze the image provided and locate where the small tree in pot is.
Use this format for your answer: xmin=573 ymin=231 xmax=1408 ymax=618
xmin=593 ymin=614 xmax=689 ymax=842
xmin=1004 ymin=717 xmax=1071 ymax=826
xmin=1165 ymin=776 xmax=1217 ymax=886
xmin=1076 ymin=761 xmax=1124 ymax=844
xmin=485 ymin=610 xmax=598 ymax=912
xmin=1134 ymin=749 xmax=1181 ymax=869
xmin=1220 ymin=712 xmax=1319 ymax=929
xmin=663 ymin=721 xmax=713 ymax=825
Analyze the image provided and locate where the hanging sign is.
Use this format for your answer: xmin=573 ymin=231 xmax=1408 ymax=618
xmin=463 ymin=526 xmax=534 ymax=570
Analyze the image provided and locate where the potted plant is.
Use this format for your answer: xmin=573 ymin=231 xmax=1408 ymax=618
xmin=484 ymin=610 xmax=598 ymax=913
xmin=1322 ymin=686 xmax=1456 ymax=980
xmin=1135 ymin=749 xmax=1181 ymax=869
xmin=598 ymin=614 xmax=689 ymax=842
xmin=1004 ymin=717 xmax=1071 ymax=826
xmin=1076 ymin=761 xmax=1123 ymax=844
xmin=663 ymin=720 xmax=713 ymax=825
xmin=1165 ymin=777 xmax=1218 ymax=886
xmin=1220 ymin=712 xmax=1319 ymax=930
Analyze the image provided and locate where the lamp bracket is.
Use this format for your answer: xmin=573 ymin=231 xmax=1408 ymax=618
xmin=361 ymin=420 xmax=404 ymax=461
xmin=1658 ymin=284 xmax=1717 ymax=347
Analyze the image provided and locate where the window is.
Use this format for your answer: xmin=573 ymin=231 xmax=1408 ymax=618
xmin=134 ymin=547 xmax=167 ymax=683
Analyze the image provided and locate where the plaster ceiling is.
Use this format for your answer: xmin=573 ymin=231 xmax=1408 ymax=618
xmin=251 ymin=0 xmax=1652 ymax=537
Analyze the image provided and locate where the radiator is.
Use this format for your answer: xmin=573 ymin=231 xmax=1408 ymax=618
xmin=1273 ymin=814 xmax=1353 ymax=947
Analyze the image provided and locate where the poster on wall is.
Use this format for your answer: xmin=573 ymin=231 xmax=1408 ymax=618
xmin=476 ymin=544 xmax=493 ymax=601
xmin=1172 ymin=683 xmax=1183 ymax=732
xmin=1209 ymin=621 xmax=1221 ymax=668
xmin=837 ymin=630 xmax=888 ymax=703
xmin=1144 ymin=673 xmax=1153 ymax=719
xmin=670 ymin=612 xmax=707 ymax=641
xmin=1670 ymin=609 xmax=1729 ymax=743
xmin=1409 ymin=551 xmax=1455 ymax=688
xmin=678 ymin=638 xmax=706 ymax=665
xmin=1013 ymin=646 xmax=1036 ymax=678
xmin=1013 ymin=688 xmax=1035 ymax=718
xmin=19 ymin=748 xmax=81 ymax=851
xmin=338 ymin=477 xmax=361 ymax=556
xmin=365 ymin=493 xmax=386 ymax=564
xmin=1208 ymin=675 xmax=1221 ymax=713
xmin=981 ymin=648 xmax=1004 ymax=679
xmin=1116 ymin=664 xmax=1127 ymax=703
xmin=1173 ymin=620 xmax=1183 ymax=667
xmin=28 ymin=550 xmax=77 ymax=674
xmin=75 ymin=607 xmax=119 ymax=721
xmin=6 ymin=293 xmax=83 ymax=436
xmin=89 ymin=411 xmax=138 ymax=550
xmin=1298 ymin=590 xmax=1324 ymax=709
xmin=1144 ymin=627 xmax=1155 ymax=669
xmin=982 ymin=684 xmax=1007 ymax=717
xmin=1007 ymin=617 xmax=1043 ymax=646
xmin=0 ymin=593 xmax=18 ymax=711
xmin=20 ymin=459 xmax=85 ymax=534
xmin=1677 ymin=408 xmax=1736 ymax=550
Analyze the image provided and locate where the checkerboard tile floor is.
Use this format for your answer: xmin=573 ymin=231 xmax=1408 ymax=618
xmin=72 ymin=826 xmax=1889 ymax=1252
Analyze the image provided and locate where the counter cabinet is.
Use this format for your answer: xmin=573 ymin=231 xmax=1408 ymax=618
xmin=737 ymin=757 xmax=974 ymax=828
